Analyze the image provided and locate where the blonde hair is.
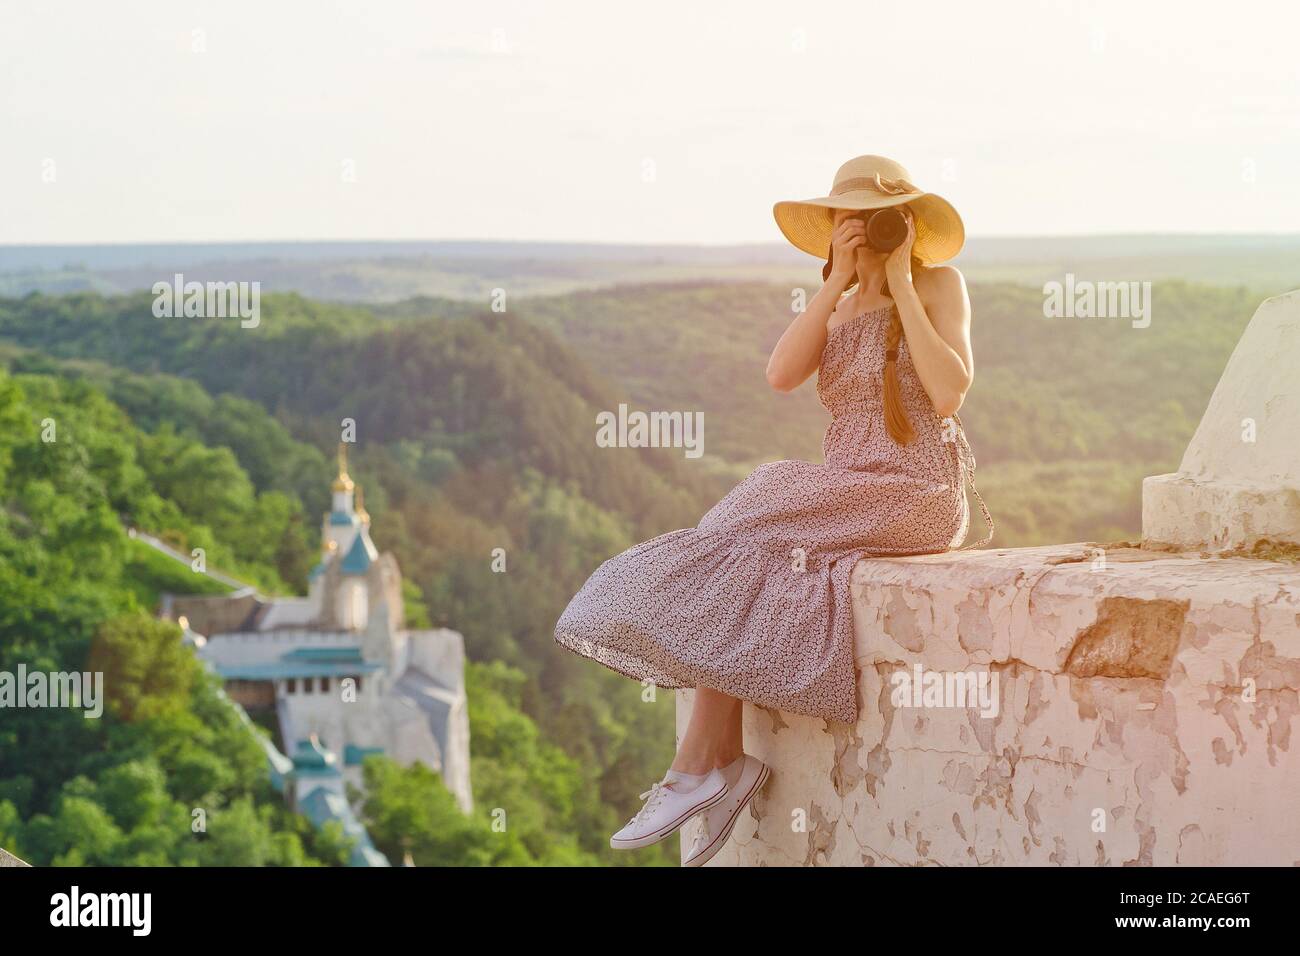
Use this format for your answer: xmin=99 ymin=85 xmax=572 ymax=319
xmin=822 ymin=246 xmax=921 ymax=445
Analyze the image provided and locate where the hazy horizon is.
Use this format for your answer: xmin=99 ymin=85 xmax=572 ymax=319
xmin=6 ymin=228 xmax=1300 ymax=252
xmin=4 ymin=232 xmax=1297 ymax=303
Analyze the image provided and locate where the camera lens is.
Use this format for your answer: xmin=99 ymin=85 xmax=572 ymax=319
xmin=866 ymin=208 xmax=908 ymax=253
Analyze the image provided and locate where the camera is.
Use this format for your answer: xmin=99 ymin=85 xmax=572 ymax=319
xmin=863 ymin=207 xmax=909 ymax=253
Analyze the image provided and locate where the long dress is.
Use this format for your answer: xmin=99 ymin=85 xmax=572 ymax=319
xmin=554 ymin=301 xmax=992 ymax=723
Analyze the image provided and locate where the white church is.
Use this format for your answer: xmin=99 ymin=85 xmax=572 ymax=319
xmin=165 ymin=446 xmax=472 ymax=826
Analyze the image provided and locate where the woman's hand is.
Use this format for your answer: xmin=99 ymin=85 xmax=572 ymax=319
xmin=885 ymin=207 xmax=916 ymax=287
xmin=828 ymin=216 xmax=866 ymax=282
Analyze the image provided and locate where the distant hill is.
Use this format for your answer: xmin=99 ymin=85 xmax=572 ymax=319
xmin=2 ymin=235 xmax=1298 ymax=301
xmin=0 ymin=275 xmax=1267 ymax=547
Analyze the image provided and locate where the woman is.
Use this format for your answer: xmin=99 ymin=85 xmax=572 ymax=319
xmin=554 ymin=155 xmax=993 ymax=866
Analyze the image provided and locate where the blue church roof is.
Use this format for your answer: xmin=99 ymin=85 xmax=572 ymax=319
xmin=329 ymin=511 xmax=357 ymax=527
xmin=339 ymin=532 xmax=377 ymax=575
xmin=344 ymin=744 xmax=385 ymax=766
xmin=292 ymin=737 xmax=339 ymax=774
xmin=297 ymin=786 xmax=390 ymax=867
xmin=284 ymin=646 xmax=367 ymax=663
xmin=215 ymin=645 xmax=383 ymax=681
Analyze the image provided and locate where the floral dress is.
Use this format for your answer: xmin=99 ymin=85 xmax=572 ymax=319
xmin=554 ymin=302 xmax=991 ymax=722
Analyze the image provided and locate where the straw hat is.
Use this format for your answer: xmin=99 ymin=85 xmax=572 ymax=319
xmin=773 ymin=155 xmax=964 ymax=266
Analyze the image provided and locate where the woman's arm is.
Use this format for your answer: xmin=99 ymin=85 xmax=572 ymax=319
xmin=886 ymin=218 xmax=973 ymax=417
xmin=765 ymin=218 xmax=863 ymax=392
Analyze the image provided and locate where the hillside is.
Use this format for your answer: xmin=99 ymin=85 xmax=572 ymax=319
xmin=0 ymin=370 xmax=342 ymax=865
xmin=5 ymin=277 xmax=1255 ymax=547
xmin=0 ymin=296 xmax=717 ymax=865
xmin=0 ymin=362 xmax=680 ymax=865
xmin=512 ymin=278 xmax=1260 ymax=544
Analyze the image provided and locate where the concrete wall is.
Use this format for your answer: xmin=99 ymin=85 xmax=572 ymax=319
xmin=678 ymin=543 xmax=1300 ymax=866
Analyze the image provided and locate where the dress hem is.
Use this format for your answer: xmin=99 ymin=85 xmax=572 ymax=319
xmin=554 ymin=628 xmax=858 ymax=725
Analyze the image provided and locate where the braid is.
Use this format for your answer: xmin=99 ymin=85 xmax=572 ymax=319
xmin=881 ymin=312 xmax=914 ymax=444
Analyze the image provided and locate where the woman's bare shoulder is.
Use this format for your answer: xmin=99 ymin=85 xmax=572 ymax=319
xmin=915 ymin=264 xmax=968 ymax=311
xmin=915 ymin=263 xmax=966 ymax=291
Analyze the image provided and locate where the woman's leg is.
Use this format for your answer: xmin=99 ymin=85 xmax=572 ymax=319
xmin=671 ymin=686 xmax=744 ymax=775
xmin=610 ymin=686 xmax=747 ymax=849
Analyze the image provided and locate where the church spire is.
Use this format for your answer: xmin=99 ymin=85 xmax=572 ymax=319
xmin=322 ymin=444 xmax=363 ymax=564
xmin=356 ymin=484 xmax=371 ymax=525
xmin=333 ymin=443 xmax=355 ymax=493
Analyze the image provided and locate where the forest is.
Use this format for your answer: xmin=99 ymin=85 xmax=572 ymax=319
xmin=0 ymin=273 xmax=1269 ymax=864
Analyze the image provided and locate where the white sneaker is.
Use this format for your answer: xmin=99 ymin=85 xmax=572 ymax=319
xmin=682 ymin=756 xmax=770 ymax=867
xmin=610 ymin=769 xmax=729 ymax=850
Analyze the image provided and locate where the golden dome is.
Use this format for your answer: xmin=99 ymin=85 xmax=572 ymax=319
xmin=333 ymin=442 xmax=355 ymax=492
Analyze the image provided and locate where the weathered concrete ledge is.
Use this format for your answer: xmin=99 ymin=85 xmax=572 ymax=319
xmin=677 ymin=542 xmax=1300 ymax=866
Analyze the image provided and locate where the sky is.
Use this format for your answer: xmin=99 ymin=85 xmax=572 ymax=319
xmin=2 ymin=0 xmax=1298 ymax=245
